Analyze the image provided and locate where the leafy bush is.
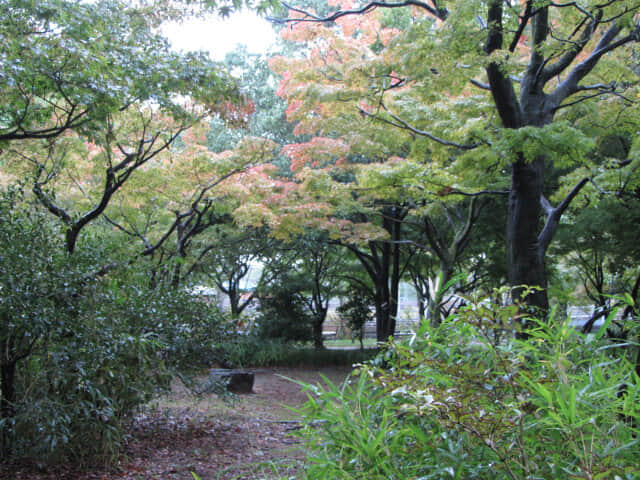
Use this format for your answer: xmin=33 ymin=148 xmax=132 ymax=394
xmin=296 ymin=288 xmax=640 ymax=479
xmin=215 ymin=334 xmax=379 ymax=368
xmin=12 ymin=322 xmax=168 ymax=465
xmin=0 ymin=190 xmax=230 ymax=465
xmin=102 ymin=281 xmax=231 ymax=370
xmin=256 ymin=283 xmax=314 ymax=343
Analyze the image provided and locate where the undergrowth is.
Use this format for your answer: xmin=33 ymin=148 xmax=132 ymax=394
xmin=293 ymin=288 xmax=640 ymax=479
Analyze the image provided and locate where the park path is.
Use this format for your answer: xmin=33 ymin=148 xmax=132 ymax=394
xmin=115 ymin=366 xmax=351 ymax=480
xmin=2 ymin=367 xmax=351 ymax=480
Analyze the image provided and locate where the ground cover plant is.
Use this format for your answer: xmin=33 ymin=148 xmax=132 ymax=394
xmin=295 ymin=289 xmax=640 ymax=479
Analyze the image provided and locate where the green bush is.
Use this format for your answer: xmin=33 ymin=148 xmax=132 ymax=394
xmin=0 ymin=190 xmax=230 ymax=466
xmin=296 ymin=288 xmax=640 ymax=479
xmin=12 ymin=322 xmax=169 ymax=465
xmin=104 ymin=281 xmax=231 ymax=370
xmin=336 ymin=285 xmax=373 ymax=349
xmin=256 ymin=284 xmax=314 ymax=343
xmin=215 ymin=334 xmax=379 ymax=368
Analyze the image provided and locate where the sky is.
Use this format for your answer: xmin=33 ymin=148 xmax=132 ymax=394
xmin=162 ymin=10 xmax=279 ymax=60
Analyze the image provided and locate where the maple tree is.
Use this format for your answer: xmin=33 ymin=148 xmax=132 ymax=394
xmin=270 ymin=0 xmax=640 ymax=323
xmin=0 ymin=0 xmax=244 ymax=146
xmin=550 ymin=117 xmax=640 ymax=332
xmin=103 ymin=128 xmax=279 ymax=288
xmin=0 ymin=0 xmax=248 ymax=255
xmin=233 ymin=143 xmax=411 ymax=339
xmin=264 ymin=3 xmax=505 ymax=337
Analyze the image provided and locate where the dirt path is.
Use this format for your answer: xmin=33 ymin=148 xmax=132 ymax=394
xmin=3 ymin=367 xmax=351 ymax=480
xmin=115 ymin=366 xmax=351 ymax=480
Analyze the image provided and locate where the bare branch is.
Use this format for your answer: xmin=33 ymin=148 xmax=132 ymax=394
xmin=32 ymin=182 xmax=72 ymax=226
xmin=589 ymin=178 xmax=614 ymax=195
xmin=470 ymin=78 xmax=491 ymax=90
xmin=509 ymin=1 xmax=533 ymax=52
xmin=541 ymin=9 xmax=603 ymax=84
xmin=540 ymin=195 xmax=554 ymax=216
xmin=268 ymin=0 xmax=447 ymax=24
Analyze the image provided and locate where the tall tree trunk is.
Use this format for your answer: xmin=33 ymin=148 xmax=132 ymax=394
xmin=374 ymin=283 xmax=392 ymax=342
xmin=389 ymin=212 xmax=402 ymax=337
xmin=311 ymin=309 xmax=327 ymax=349
xmin=171 ymin=261 xmax=182 ymax=288
xmin=507 ymin=156 xmax=549 ymax=317
xmin=0 ymin=360 xmax=16 ymax=458
xmin=229 ymin=284 xmax=240 ymax=316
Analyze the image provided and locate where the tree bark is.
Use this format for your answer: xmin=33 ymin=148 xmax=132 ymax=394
xmin=373 ymin=279 xmax=393 ymax=342
xmin=311 ymin=310 xmax=327 ymax=349
xmin=507 ymin=156 xmax=549 ymax=315
xmin=427 ymin=265 xmax=453 ymax=327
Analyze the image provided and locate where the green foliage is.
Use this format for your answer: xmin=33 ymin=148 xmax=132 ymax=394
xmin=256 ymin=280 xmax=314 ymax=343
xmin=215 ymin=335 xmax=378 ymax=368
xmin=296 ymin=290 xmax=640 ymax=479
xmin=492 ymin=121 xmax=596 ymax=167
xmin=0 ymin=187 xmax=82 ymax=372
xmin=336 ymin=285 xmax=373 ymax=348
xmin=11 ymin=320 xmax=168 ymax=464
xmin=0 ymin=190 xmax=163 ymax=463
xmin=97 ymin=279 xmax=231 ymax=371
xmin=0 ymin=0 xmax=237 ymax=143
xmin=0 ymin=190 xmax=234 ymax=465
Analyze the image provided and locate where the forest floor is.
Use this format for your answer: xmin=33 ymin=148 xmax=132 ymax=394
xmin=4 ymin=367 xmax=352 ymax=480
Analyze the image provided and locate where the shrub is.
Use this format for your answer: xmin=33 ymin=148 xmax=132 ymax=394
xmin=256 ymin=283 xmax=314 ymax=343
xmin=336 ymin=285 xmax=374 ymax=349
xmin=214 ymin=334 xmax=379 ymax=368
xmin=105 ymin=281 xmax=231 ymax=370
xmin=296 ymin=288 xmax=640 ymax=479
xmin=11 ymin=322 xmax=169 ymax=465
xmin=0 ymin=189 xmax=231 ymax=466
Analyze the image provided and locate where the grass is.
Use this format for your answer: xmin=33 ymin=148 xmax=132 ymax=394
xmin=323 ymin=338 xmax=378 ymax=349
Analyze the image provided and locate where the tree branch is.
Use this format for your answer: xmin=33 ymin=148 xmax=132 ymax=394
xmin=470 ymin=78 xmax=491 ymax=90
xmin=268 ymin=0 xmax=447 ymax=24
xmin=538 ymin=177 xmax=590 ymax=253
xmin=540 ymin=9 xmax=602 ymax=84
xmin=509 ymin=1 xmax=533 ymax=52
xmin=452 ymin=197 xmax=485 ymax=259
xmin=550 ymin=21 xmax=639 ymax=105
xmin=32 ymin=182 xmax=72 ymax=226
xmin=359 ymin=105 xmax=480 ymax=150
xmin=485 ymin=0 xmax=522 ymax=128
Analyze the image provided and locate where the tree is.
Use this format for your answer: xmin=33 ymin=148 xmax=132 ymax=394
xmin=266 ymin=3 xmax=512 ymax=336
xmin=0 ymin=0 xmax=242 ymax=146
xmin=271 ymin=0 xmax=640 ymax=321
xmin=103 ymin=132 xmax=279 ymax=288
xmin=197 ymin=226 xmax=273 ymax=316
xmin=286 ymin=232 xmax=345 ymax=348
xmin=337 ymin=283 xmax=373 ymax=350
xmin=0 ymin=0 xmax=244 ymax=254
